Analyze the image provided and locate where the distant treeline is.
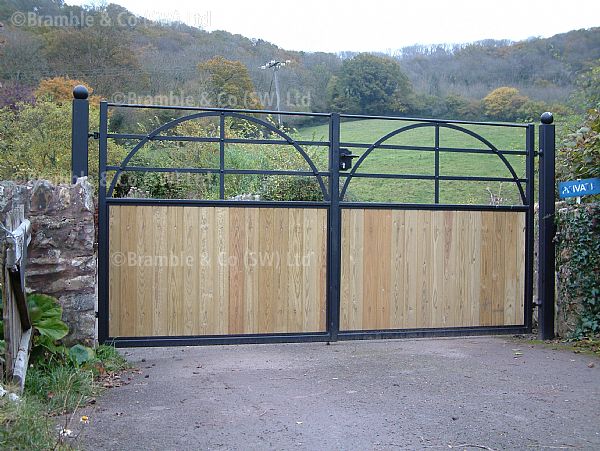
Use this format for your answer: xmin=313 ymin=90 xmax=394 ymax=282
xmin=1 ymin=0 xmax=599 ymax=120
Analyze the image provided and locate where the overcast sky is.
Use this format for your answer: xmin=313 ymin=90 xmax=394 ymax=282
xmin=66 ymin=0 xmax=600 ymax=53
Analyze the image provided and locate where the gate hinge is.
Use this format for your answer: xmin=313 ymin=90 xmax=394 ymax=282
xmin=94 ymin=311 xmax=99 ymax=318
xmin=89 ymin=131 xmax=100 ymax=140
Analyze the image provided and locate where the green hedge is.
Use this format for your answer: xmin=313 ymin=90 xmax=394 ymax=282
xmin=555 ymin=203 xmax=600 ymax=338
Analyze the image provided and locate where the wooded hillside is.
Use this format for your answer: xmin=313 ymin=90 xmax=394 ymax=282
xmin=1 ymin=1 xmax=599 ymax=119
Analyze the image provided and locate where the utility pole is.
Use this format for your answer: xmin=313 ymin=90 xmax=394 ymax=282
xmin=260 ymin=60 xmax=290 ymax=127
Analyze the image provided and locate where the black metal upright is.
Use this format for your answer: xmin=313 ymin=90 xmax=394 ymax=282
xmin=538 ymin=112 xmax=556 ymax=340
xmin=328 ymin=113 xmax=341 ymax=341
xmin=71 ymin=85 xmax=89 ymax=183
xmin=97 ymin=101 xmax=109 ymax=344
xmin=524 ymin=124 xmax=536 ymax=332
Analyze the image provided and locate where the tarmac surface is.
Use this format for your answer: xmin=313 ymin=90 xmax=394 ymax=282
xmin=79 ymin=337 xmax=600 ymax=450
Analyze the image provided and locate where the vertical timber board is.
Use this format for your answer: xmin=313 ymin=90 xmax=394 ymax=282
xmin=107 ymin=206 xmax=327 ymax=337
xmin=136 ymin=206 xmax=153 ymax=335
xmin=214 ymin=207 xmax=229 ymax=335
xmin=515 ymin=212 xmax=526 ymax=325
xmin=258 ymin=208 xmax=274 ymax=333
xmin=390 ymin=210 xmax=406 ymax=328
xmin=182 ymin=207 xmax=198 ymax=335
xmin=273 ymin=208 xmax=290 ymax=332
xmin=288 ymin=208 xmax=304 ymax=332
xmin=167 ymin=206 xmax=184 ymax=335
xmin=340 ymin=209 xmax=526 ymax=331
xmin=244 ymin=208 xmax=260 ymax=334
xmin=228 ymin=208 xmax=246 ymax=335
xmin=340 ymin=209 xmax=364 ymax=330
xmin=108 ymin=206 xmax=121 ymax=336
xmin=478 ymin=212 xmax=494 ymax=326
xmin=316 ymin=209 xmax=328 ymax=331
xmin=153 ymin=206 xmax=169 ymax=335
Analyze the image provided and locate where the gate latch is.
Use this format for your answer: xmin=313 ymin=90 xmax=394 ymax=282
xmin=339 ymin=148 xmax=358 ymax=171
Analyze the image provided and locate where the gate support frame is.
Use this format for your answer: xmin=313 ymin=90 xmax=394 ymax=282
xmin=328 ymin=113 xmax=341 ymax=342
xmin=538 ymin=112 xmax=556 ymax=340
xmin=77 ymin=95 xmax=541 ymax=347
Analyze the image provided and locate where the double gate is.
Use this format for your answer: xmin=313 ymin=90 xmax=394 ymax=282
xmin=95 ymin=102 xmax=535 ymax=346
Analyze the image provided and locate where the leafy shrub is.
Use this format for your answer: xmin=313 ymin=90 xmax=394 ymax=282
xmin=555 ymin=203 xmax=600 ymax=338
xmin=558 ymin=108 xmax=600 ymax=187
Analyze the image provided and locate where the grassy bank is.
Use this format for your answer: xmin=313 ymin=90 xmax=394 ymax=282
xmin=1 ymin=345 xmax=129 ymax=450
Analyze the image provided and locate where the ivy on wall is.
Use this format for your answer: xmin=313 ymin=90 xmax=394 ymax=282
xmin=555 ymin=203 xmax=600 ymax=338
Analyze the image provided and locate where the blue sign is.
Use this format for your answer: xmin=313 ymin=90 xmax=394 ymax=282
xmin=559 ymin=178 xmax=600 ymax=198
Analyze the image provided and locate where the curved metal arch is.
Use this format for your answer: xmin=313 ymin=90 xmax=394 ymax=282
xmin=339 ymin=122 xmax=526 ymax=204
xmin=226 ymin=112 xmax=329 ymax=198
xmin=107 ymin=111 xmax=219 ymax=198
xmin=106 ymin=111 xmax=328 ymax=199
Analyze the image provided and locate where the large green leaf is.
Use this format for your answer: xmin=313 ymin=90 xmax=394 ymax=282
xmin=27 ymin=294 xmax=69 ymax=340
xmin=69 ymin=344 xmax=95 ymax=366
xmin=35 ymin=317 xmax=69 ymax=341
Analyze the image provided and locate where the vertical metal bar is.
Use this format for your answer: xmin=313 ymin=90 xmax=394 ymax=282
xmin=328 ymin=113 xmax=341 ymax=341
xmin=71 ymin=85 xmax=89 ymax=183
xmin=434 ymin=124 xmax=440 ymax=204
xmin=219 ymin=113 xmax=225 ymax=199
xmin=97 ymin=101 xmax=109 ymax=344
xmin=524 ymin=124 xmax=535 ymax=331
xmin=538 ymin=113 xmax=555 ymax=340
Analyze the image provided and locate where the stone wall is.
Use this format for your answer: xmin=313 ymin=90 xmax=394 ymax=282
xmin=555 ymin=202 xmax=599 ymax=338
xmin=0 ymin=178 xmax=96 ymax=345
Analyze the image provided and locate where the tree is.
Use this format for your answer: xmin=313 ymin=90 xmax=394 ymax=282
xmin=0 ymin=85 xmax=125 ymax=183
xmin=43 ymin=25 xmax=143 ymax=95
xmin=197 ymin=57 xmax=262 ymax=109
xmin=35 ymin=76 xmax=98 ymax=104
xmin=572 ymin=60 xmax=600 ymax=111
xmin=482 ymin=87 xmax=528 ymax=120
xmin=326 ymin=53 xmax=414 ymax=115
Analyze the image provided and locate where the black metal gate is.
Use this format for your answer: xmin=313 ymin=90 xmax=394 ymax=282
xmin=69 ymin=90 xmax=557 ymax=346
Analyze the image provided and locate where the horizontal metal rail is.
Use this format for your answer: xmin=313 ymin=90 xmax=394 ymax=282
xmin=105 ymin=198 xmax=330 ymax=208
xmin=105 ymin=165 xmax=330 ymax=178
xmin=340 ymin=113 xmax=531 ymax=128
xmin=338 ymin=202 xmax=529 ymax=211
xmin=339 ymin=172 xmax=527 ymax=183
xmin=107 ymin=102 xmax=332 ymax=117
xmin=339 ymin=141 xmax=528 ymax=155
xmin=107 ymin=133 xmax=330 ymax=147
xmin=107 ymin=325 xmax=528 ymax=348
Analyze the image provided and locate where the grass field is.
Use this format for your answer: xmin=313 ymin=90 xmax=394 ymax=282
xmin=295 ymin=118 xmax=531 ymax=205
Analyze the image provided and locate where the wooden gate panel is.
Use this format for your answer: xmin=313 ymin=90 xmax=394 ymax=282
xmin=109 ymin=206 xmax=327 ymax=337
xmin=340 ymin=209 xmax=525 ymax=331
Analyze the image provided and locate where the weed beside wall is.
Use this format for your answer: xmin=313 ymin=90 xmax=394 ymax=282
xmin=555 ymin=203 xmax=600 ymax=338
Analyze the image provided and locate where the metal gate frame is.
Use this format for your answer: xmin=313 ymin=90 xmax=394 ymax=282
xmin=69 ymin=90 xmax=556 ymax=346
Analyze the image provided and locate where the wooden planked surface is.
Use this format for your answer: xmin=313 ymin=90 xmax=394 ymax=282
xmin=340 ymin=209 xmax=526 ymax=331
xmin=108 ymin=206 xmax=327 ymax=337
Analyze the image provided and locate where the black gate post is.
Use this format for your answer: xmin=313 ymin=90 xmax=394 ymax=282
xmin=97 ymin=100 xmax=109 ymax=344
xmin=538 ymin=112 xmax=556 ymax=340
xmin=71 ymin=85 xmax=89 ymax=183
xmin=328 ymin=113 xmax=341 ymax=341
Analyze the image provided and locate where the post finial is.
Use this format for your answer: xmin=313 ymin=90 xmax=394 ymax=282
xmin=73 ymin=85 xmax=89 ymax=100
xmin=540 ymin=112 xmax=553 ymax=124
